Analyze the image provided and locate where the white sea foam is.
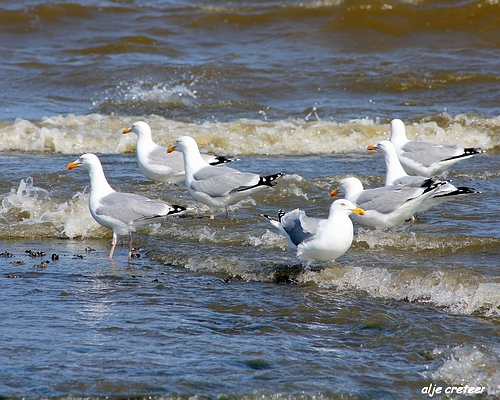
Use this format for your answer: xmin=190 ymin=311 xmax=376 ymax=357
xmin=122 ymin=82 xmax=197 ymax=104
xmin=96 ymin=81 xmax=198 ymax=108
xmin=426 ymin=344 xmax=500 ymax=397
xmin=1 ymin=177 xmax=50 ymax=216
xmin=61 ymin=191 xmax=104 ymax=239
xmin=297 ymin=266 xmax=500 ymax=317
xmin=245 ymin=229 xmax=288 ymax=249
xmin=181 ymin=254 xmax=281 ymax=283
xmin=0 ymin=177 xmax=104 ymax=239
xmin=401 ymin=113 xmax=496 ymax=150
xmin=0 ymin=113 xmax=497 ymax=156
xmin=355 ymin=228 xmax=499 ymax=253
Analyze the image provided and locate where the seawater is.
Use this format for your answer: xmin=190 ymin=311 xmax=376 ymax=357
xmin=1 ymin=0 xmax=500 ymax=399
xmin=1 ymin=130 xmax=499 ymax=398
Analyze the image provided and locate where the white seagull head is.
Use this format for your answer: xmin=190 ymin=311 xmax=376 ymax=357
xmin=67 ymin=153 xmax=101 ymax=171
xmin=122 ymin=121 xmax=152 ymax=139
xmin=168 ymin=135 xmax=200 ymax=154
xmin=329 ymin=198 xmax=364 ymax=218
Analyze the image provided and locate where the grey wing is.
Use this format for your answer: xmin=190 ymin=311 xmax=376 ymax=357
xmin=356 ymin=186 xmax=423 ymax=214
xmin=148 ymin=147 xmax=184 ymax=170
xmin=400 ymin=141 xmax=461 ymax=166
xmin=392 ymin=175 xmax=431 ymax=188
xmin=281 ymin=209 xmax=321 ymax=247
xmin=96 ymin=192 xmax=169 ymax=223
xmin=191 ymin=166 xmax=260 ymax=197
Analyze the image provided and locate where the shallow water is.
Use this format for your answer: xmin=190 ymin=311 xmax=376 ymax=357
xmin=1 ymin=0 xmax=500 ymax=399
xmin=1 ymin=149 xmax=499 ymax=399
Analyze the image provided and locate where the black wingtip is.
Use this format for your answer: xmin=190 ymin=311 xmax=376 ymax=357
xmin=261 ymin=209 xmax=285 ymax=222
xmin=423 ymin=179 xmax=449 ymax=194
xmin=432 ymin=186 xmax=480 ymax=198
xmin=444 ymin=147 xmax=485 ymax=161
xmin=259 ymin=172 xmax=285 ymax=187
xmin=209 ymin=155 xmax=240 ymax=166
xmin=261 ymin=213 xmax=274 ymax=221
xmin=455 ymin=187 xmax=481 ymax=195
xmin=168 ymin=205 xmax=187 ymax=215
xmin=463 ymin=147 xmax=486 ymax=156
xmin=237 ymin=173 xmax=284 ymax=193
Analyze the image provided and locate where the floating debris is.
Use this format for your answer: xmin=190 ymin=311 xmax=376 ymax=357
xmin=422 ymin=350 xmax=437 ymax=361
xmin=72 ymin=255 xmax=84 ymax=260
xmin=33 ymin=261 xmax=50 ymax=269
xmin=84 ymin=247 xmax=95 ymax=253
xmin=25 ymin=250 xmax=46 ymax=258
xmin=130 ymin=249 xmax=141 ymax=258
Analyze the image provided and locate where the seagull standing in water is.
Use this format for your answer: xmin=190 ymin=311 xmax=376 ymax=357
xmin=122 ymin=121 xmax=236 ymax=184
xmin=263 ymin=199 xmax=364 ymax=266
xmin=67 ymin=153 xmax=185 ymax=259
xmin=389 ymin=118 xmax=484 ymax=178
xmin=331 ymin=177 xmax=446 ymax=229
xmin=367 ymin=140 xmax=479 ymax=210
xmin=169 ymin=136 xmax=283 ymax=219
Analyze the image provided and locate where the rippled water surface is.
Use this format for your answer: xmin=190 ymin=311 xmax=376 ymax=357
xmin=1 ymin=0 xmax=500 ymax=399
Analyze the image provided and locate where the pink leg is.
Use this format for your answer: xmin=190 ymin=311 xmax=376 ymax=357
xmin=109 ymin=233 xmax=118 ymax=259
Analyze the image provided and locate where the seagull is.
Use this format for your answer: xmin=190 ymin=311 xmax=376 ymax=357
xmin=262 ymin=199 xmax=365 ymax=266
xmin=368 ymin=140 xmax=479 ymax=209
xmin=330 ymin=177 xmax=447 ymax=229
xmin=67 ymin=153 xmax=186 ymax=259
xmin=169 ymin=135 xmax=284 ymax=219
xmin=389 ymin=118 xmax=484 ymax=177
xmin=122 ymin=121 xmax=237 ymax=184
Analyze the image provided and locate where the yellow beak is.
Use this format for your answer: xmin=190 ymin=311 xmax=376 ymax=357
xmin=67 ymin=161 xmax=81 ymax=170
xmin=330 ymin=189 xmax=339 ymax=197
xmin=351 ymin=207 xmax=365 ymax=216
xmin=122 ymin=127 xmax=131 ymax=134
xmin=367 ymin=144 xmax=377 ymax=151
xmin=167 ymin=145 xmax=176 ymax=153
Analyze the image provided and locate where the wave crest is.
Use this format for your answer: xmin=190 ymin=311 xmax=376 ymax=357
xmin=0 ymin=112 xmax=498 ymax=155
